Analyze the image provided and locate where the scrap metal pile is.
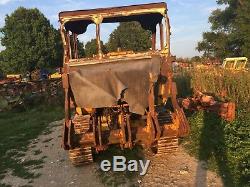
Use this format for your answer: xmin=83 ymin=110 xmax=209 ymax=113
xmin=0 ymin=80 xmax=62 ymax=111
xmin=179 ymin=92 xmax=236 ymax=122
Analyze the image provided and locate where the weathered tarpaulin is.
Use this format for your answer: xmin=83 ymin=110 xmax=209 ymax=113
xmin=69 ymin=56 xmax=161 ymax=115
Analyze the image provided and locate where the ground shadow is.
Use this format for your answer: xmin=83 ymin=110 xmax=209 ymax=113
xmin=195 ymin=111 xmax=234 ymax=187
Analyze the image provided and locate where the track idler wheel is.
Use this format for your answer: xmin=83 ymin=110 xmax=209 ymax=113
xmin=156 ymin=136 xmax=178 ymax=156
xmin=69 ymin=146 xmax=93 ymax=166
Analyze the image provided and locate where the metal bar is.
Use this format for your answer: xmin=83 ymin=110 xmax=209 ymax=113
xmin=60 ymin=25 xmax=68 ymax=64
xmin=165 ymin=17 xmax=171 ymax=54
xmin=126 ymin=114 xmax=132 ymax=148
xmin=92 ymin=115 xmax=97 ymax=146
xmin=97 ymin=116 xmax=102 ymax=146
xmin=148 ymin=76 xmax=161 ymax=140
xmin=66 ymin=32 xmax=72 ymax=59
xmin=159 ymin=22 xmax=164 ymax=50
xmin=152 ymin=31 xmax=156 ymax=51
xmin=170 ymin=82 xmax=189 ymax=137
xmin=64 ymin=89 xmax=70 ymax=126
xmin=96 ymin=24 xmax=102 ymax=59
xmin=120 ymin=113 xmax=126 ymax=147
xmin=73 ymin=33 xmax=78 ymax=59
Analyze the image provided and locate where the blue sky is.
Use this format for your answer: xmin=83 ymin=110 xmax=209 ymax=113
xmin=0 ymin=0 xmax=219 ymax=57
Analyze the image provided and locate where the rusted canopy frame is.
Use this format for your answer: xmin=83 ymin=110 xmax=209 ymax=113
xmin=159 ymin=21 xmax=164 ymax=50
xmin=151 ymin=18 xmax=167 ymax=51
xmin=151 ymin=31 xmax=156 ymax=51
xmin=59 ymin=2 xmax=169 ymax=57
xmin=59 ymin=2 xmax=167 ymax=21
xmin=73 ymin=33 xmax=78 ymax=59
xmin=165 ymin=17 xmax=171 ymax=54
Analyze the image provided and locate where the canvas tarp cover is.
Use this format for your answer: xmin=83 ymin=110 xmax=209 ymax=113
xmin=69 ymin=56 xmax=161 ymax=115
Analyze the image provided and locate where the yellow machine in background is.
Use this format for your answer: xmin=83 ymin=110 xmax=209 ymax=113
xmin=222 ymin=57 xmax=248 ymax=70
xmin=6 ymin=74 xmax=22 ymax=79
xmin=49 ymin=68 xmax=62 ymax=79
xmin=49 ymin=72 xmax=62 ymax=79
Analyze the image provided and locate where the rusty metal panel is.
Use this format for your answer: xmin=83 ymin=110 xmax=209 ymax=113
xmin=59 ymin=2 xmax=167 ymax=21
xmin=69 ymin=56 xmax=161 ymax=115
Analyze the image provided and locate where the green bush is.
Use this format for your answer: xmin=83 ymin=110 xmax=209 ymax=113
xmin=175 ymin=68 xmax=250 ymax=186
xmin=174 ymin=70 xmax=192 ymax=98
xmin=190 ymin=68 xmax=250 ymax=108
xmin=183 ymin=111 xmax=250 ymax=186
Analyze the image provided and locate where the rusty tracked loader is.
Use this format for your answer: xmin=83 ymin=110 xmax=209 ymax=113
xmin=59 ymin=2 xmax=189 ymax=166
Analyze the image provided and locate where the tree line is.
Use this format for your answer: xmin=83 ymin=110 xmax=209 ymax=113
xmin=197 ymin=0 xmax=250 ymax=60
xmin=0 ymin=7 xmax=151 ymax=74
xmin=2 ymin=1 xmax=248 ymax=74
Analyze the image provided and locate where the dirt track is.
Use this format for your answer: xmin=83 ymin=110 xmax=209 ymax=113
xmin=2 ymin=120 xmax=223 ymax=187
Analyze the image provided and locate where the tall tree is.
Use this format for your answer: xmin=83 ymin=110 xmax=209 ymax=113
xmin=197 ymin=0 xmax=250 ymax=59
xmin=235 ymin=0 xmax=250 ymax=58
xmin=0 ymin=51 xmax=4 ymax=76
xmin=106 ymin=22 xmax=151 ymax=52
xmin=0 ymin=7 xmax=63 ymax=74
xmin=77 ymin=41 xmax=85 ymax=58
xmin=84 ymin=39 xmax=107 ymax=57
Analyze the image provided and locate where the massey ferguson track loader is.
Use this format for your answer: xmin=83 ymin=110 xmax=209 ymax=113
xmin=59 ymin=2 xmax=189 ymax=165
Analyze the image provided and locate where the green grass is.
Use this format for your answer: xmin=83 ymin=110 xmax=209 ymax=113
xmin=182 ymin=106 xmax=250 ymax=187
xmin=175 ymin=68 xmax=250 ymax=187
xmin=190 ymin=68 xmax=250 ymax=107
xmin=0 ymin=105 xmax=63 ymax=182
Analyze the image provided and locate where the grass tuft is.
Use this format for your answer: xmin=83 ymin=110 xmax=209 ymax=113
xmin=0 ymin=105 xmax=63 ymax=184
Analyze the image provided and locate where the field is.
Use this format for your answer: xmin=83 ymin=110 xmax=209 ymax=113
xmin=0 ymin=67 xmax=249 ymax=187
xmin=175 ymin=67 xmax=250 ymax=186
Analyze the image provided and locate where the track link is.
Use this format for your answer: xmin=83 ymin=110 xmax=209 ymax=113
xmin=69 ymin=146 xmax=93 ymax=166
xmin=72 ymin=115 xmax=90 ymax=134
xmin=158 ymin=112 xmax=173 ymax=125
xmin=156 ymin=136 xmax=178 ymax=156
xmin=69 ymin=114 xmax=93 ymax=166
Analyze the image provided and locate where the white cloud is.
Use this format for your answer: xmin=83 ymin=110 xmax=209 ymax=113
xmin=0 ymin=0 xmax=22 ymax=5
xmin=205 ymin=6 xmax=218 ymax=13
xmin=0 ymin=0 xmax=11 ymax=5
xmin=0 ymin=45 xmax=5 ymax=51
xmin=0 ymin=0 xmax=16 ymax=5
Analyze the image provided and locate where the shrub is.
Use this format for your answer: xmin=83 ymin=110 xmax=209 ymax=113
xmin=175 ymin=68 xmax=250 ymax=186
xmin=190 ymin=68 xmax=250 ymax=108
xmin=183 ymin=111 xmax=250 ymax=186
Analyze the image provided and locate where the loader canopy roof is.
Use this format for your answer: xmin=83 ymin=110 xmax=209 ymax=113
xmin=59 ymin=2 xmax=167 ymax=34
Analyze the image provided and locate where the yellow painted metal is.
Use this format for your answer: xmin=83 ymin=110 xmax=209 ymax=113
xmin=49 ymin=72 xmax=62 ymax=79
xmin=59 ymin=7 xmax=166 ymax=24
xmin=6 ymin=74 xmax=22 ymax=79
xmin=222 ymin=57 xmax=248 ymax=70
xmin=76 ymin=107 xmax=82 ymax=115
